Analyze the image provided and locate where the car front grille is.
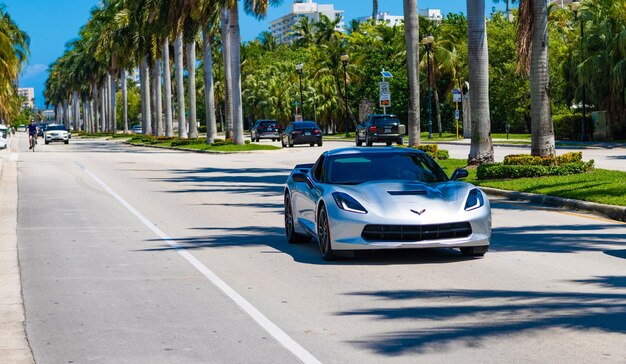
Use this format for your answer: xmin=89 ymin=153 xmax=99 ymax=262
xmin=361 ymin=222 xmax=472 ymax=242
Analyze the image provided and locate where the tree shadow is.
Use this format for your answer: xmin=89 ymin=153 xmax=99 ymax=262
xmin=573 ymin=276 xmax=626 ymax=289
xmin=337 ymin=288 xmax=626 ymax=355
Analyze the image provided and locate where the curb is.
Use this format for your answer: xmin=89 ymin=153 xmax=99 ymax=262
xmin=122 ymin=141 xmax=278 ymax=154
xmin=481 ymin=187 xmax=626 ymax=223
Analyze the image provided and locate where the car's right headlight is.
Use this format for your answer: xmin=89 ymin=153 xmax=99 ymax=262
xmin=332 ymin=192 xmax=368 ymax=214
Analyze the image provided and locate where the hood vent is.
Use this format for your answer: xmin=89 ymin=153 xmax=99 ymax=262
xmin=388 ymin=190 xmax=427 ymax=196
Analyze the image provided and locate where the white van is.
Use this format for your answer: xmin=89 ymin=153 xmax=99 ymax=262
xmin=0 ymin=125 xmax=7 ymax=149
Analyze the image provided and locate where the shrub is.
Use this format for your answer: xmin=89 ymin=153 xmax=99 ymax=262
xmin=198 ymin=125 xmax=207 ymax=133
xmin=503 ymin=152 xmax=582 ymax=166
xmin=436 ymin=150 xmax=449 ymax=160
xmin=477 ymin=160 xmax=594 ymax=180
xmin=417 ymin=144 xmax=438 ymax=154
xmin=553 ymin=114 xmax=590 ymax=140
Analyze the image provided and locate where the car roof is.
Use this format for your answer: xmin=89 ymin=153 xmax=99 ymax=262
xmin=323 ymin=147 xmax=426 ymax=157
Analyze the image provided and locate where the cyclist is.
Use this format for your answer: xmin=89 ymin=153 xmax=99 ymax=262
xmin=27 ymin=120 xmax=38 ymax=149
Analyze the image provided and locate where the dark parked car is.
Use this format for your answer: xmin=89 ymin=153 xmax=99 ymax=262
xmin=356 ymin=114 xmax=405 ymax=146
xmin=37 ymin=123 xmax=48 ymax=137
xmin=250 ymin=120 xmax=280 ymax=142
xmin=281 ymin=121 xmax=323 ymax=148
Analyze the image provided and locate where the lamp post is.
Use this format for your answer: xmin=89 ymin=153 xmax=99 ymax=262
xmin=295 ymin=62 xmax=304 ymax=119
xmin=571 ymin=1 xmax=587 ymax=141
xmin=341 ymin=54 xmax=350 ymax=138
xmin=422 ymin=35 xmax=434 ymax=140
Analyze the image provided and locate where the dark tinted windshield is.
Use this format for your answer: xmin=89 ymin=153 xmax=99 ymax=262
xmin=326 ymin=152 xmax=447 ymax=184
xmin=294 ymin=122 xmax=318 ymax=130
xmin=47 ymin=125 xmax=66 ymax=131
xmin=259 ymin=121 xmax=278 ymax=126
xmin=372 ymin=116 xmax=400 ymax=126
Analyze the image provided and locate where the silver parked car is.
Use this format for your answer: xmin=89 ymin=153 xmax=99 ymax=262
xmin=284 ymin=147 xmax=491 ymax=260
xmin=44 ymin=124 xmax=70 ymax=144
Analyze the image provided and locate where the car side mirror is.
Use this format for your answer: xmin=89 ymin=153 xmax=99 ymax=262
xmin=292 ymin=173 xmax=314 ymax=189
xmin=451 ymin=168 xmax=469 ymax=181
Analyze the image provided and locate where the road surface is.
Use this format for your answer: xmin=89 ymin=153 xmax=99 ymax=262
xmin=10 ymin=134 xmax=626 ymax=363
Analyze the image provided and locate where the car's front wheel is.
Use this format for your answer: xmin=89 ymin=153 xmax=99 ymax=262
xmin=460 ymin=246 xmax=489 ymax=257
xmin=355 ymin=133 xmax=362 ymax=146
xmin=317 ymin=205 xmax=337 ymax=260
xmin=285 ymin=194 xmax=310 ymax=244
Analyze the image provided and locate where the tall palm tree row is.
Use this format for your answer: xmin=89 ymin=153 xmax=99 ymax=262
xmin=0 ymin=5 xmax=30 ymax=122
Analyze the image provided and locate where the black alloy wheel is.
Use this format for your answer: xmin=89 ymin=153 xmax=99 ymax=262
xmin=284 ymin=194 xmax=309 ymax=244
xmin=317 ymin=205 xmax=336 ymax=260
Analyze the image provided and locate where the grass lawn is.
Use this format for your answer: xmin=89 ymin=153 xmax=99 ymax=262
xmin=438 ymin=158 xmax=626 ymax=207
xmin=128 ymin=139 xmax=280 ymax=152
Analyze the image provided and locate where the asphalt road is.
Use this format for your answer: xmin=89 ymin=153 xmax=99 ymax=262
xmin=14 ymin=134 xmax=626 ymax=363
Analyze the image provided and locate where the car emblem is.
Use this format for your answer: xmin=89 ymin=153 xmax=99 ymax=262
xmin=411 ymin=209 xmax=426 ymax=215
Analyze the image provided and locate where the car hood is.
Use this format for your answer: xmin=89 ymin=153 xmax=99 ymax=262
xmin=331 ymin=180 xmax=474 ymax=218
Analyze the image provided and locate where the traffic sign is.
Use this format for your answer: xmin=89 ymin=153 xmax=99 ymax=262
xmin=455 ymin=110 xmax=460 ymax=120
xmin=453 ymin=88 xmax=462 ymax=103
xmin=379 ymin=82 xmax=391 ymax=107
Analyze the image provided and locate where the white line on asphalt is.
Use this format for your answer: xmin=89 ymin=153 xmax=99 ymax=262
xmin=75 ymin=161 xmax=321 ymax=364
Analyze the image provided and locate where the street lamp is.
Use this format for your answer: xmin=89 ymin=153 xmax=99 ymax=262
xmin=422 ymin=35 xmax=434 ymax=140
xmin=295 ymin=62 xmax=304 ymax=119
xmin=341 ymin=54 xmax=350 ymax=138
xmin=571 ymin=1 xmax=587 ymax=141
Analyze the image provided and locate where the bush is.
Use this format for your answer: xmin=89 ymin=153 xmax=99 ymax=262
xmin=477 ymin=160 xmax=594 ymax=180
xmin=503 ymin=152 xmax=582 ymax=166
xmin=553 ymin=114 xmax=591 ymax=140
xmin=417 ymin=144 xmax=438 ymax=154
xmin=198 ymin=125 xmax=207 ymax=133
xmin=435 ymin=150 xmax=449 ymax=160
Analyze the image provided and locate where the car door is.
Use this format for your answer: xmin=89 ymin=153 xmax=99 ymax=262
xmin=293 ymin=155 xmax=325 ymax=234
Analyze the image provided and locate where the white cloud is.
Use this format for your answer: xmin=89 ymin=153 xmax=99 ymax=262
xmin=20 ymin=64 xmax=47 ymax=79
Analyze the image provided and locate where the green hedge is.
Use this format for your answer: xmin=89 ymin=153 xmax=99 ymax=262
xmin=503 ymin=152 xmax=582 ymax=166
xmin=477 ymin=160 xmax=595 ymax=180
xmin=553 ymin=114 xmax=589 ymax=140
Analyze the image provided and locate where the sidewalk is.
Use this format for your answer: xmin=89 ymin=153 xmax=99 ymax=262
xmin=0 ymin=138 xmax=34 ymax=363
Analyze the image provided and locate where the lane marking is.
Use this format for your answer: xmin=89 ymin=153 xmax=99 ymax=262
xmin=75 ymin=161 xmax=320 ymax=364
xmin=492 ymin=200 xmax=626 ymax=225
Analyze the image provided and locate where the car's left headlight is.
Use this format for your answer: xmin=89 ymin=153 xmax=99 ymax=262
xmin=332 ymin=192 xmax=368 ymax=214
xmin=465 ymin=188 xmax=485 ymax=211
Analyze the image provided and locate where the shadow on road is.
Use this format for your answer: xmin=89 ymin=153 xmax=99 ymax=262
xmin=336 ymin=288 xmax=626 ymax=355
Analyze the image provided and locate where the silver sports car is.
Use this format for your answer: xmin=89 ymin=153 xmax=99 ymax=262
xmin=284 ymin=147 xmax=491 ymax=260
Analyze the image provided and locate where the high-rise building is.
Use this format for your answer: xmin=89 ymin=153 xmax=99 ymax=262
xmin=419 ymin=8 xmax=443 ymax=24
xmin=18 ymin=88 xmax=35 ymax=109
xmin=355 ymin=12 xmax=404 ymax=27
xmin=270 ymin=0 xmax=345 ymax=45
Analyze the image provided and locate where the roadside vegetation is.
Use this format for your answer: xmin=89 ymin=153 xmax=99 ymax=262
xmin=127 ymin=135 xmax=280 ymax=152
xmin=0 ymin=5 xmax=29 ymax=124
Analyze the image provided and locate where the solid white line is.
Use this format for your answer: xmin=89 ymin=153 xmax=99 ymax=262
xmin=75 ymin=161 xmax=321 ymax=364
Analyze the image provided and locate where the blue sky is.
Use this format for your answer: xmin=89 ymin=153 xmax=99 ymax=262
xmin=3 ymin=0 xmax=509 ymax=108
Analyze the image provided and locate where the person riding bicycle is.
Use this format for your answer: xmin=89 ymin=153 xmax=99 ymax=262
xmin=27 ymin=120 xmax=38 ymax=149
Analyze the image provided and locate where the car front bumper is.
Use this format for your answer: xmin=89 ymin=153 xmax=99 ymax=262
xmin=45 ymin=135 xmax=69 ymax=142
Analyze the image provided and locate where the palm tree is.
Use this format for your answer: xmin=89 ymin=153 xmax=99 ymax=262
xmin=403 ymin=0 xmax=421 ymax=147
xmin=0 ymin=5 xmax=29 ymax=120
xmin=372 ymin=0 xmax=379 ymax=22
xmin=517 ymin=0 xmax=555 ymax=157
xmin=291 ymin=17 xmax=315 ymax=47
xmin=467 ymin=0 xmax=494 ymax=164
xmin=493 ymin=0 xmax=519 ymax=20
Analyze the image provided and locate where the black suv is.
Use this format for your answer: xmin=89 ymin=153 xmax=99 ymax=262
xmin=356 ymin=114 xmax=405 ymax=146
xmin=281 ymin=121 xmax=323 ymax=148
xmin=250 ymin=120 xmax=280 ymax=142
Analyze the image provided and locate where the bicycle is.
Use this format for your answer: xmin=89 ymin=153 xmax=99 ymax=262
xmin=29 ymin=134 xmax=37 ymax=152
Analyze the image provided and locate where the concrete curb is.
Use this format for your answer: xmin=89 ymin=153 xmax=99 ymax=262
xmin=481 ymin=187 xmax=626 ymax=223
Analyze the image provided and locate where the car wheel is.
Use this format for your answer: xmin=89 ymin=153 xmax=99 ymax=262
xmin=386 ymin=141 xmax=392 ymax=146
xmin=64 ymin=141 xmax=69 ymax=144
xmin=281 ymin=139 xmax=286 ymax=148
xmin=397 ymin=137 xmax=404 ymax=145
xmin=366 ymin=134 xmax=373 ymax=147
xmin=288 ymin=138 xmax=294 ymax=148
xmin=317 ymin=205 xmax=337 ymax=261
xmin=285 ymin=194 xmax=310 ymax=244
xmin=45 ymin=141 xmax=49 ymax=145
xmin=356 ymin=134 xmax=362 ymax=146
xmin=317 ymin=142 xmax=323 ymax=147
xmin=309 ymin=143 xmax=314 ymax=147
xmin=460 ymin=246 xmax=489 ymax=257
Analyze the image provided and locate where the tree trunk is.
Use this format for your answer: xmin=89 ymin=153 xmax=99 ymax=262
xmin=229 ymin=5 xmax=244 ymax=144
xmin=186 ymin=41 xmax=198 ymax=139
xmin=63 ymin=99 xmax=69 ymax=129
xmin=467 ymin=0 xmax=494 ymax=164
xmin=110 ymin=71 xmax=117 ymax=134
xmin=121 ymin=68 xmax=128 ymax=134
xmin=529 ymin=0 xmax=555 ymax=157
xmin=373 ymin=0 xmax=378 ymax=22
xmin=141 ymin=55 xmax=153 ymax=135
xmin=73 ymin=91 xmax=80 ymax=131
xmin=153 ymin=58 xmax=164 ymax=136
xmin=202 ymin=29 xmax=218 ymax=144
xmin=434 ymin=87 xmax=442 ymax=137
xmin=150 ymin=62 xmax=157 ymax=136
xmin=101 ymin=83 xmax=107 ymax=133
xmin=403 ymin=0 xmax=421 ymax=147
xmin=174 ymin=32 xmax=187 ymax=139
xmin=221 ymin=6 xmax=234 ymax=140
xmin=163 ymin=38 xmax=174 ymax=137
xmin=93 ymin=83 xmax=99 ymax=133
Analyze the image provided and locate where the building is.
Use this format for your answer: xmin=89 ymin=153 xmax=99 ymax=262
xmin=18 ymin=88 xmax=35 ymax=109
xmin=355 ymin=12 xmax=404 ymax=27
xmin=270 ymin=0 xmax=345 ymax=45
xmin=419 ymin=8 xmax=443 ymax=23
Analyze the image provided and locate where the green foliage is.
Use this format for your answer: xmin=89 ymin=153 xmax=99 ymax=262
xmin=503 ymin=152 xmax=582 ymax=166
xmin=553 ymin=114 xmax=586 ymax=140
xmin=477 ymin=160 xmax=594 ymax=179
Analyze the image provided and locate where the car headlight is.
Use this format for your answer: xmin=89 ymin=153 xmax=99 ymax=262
xmin=332 ymin=192 xmax=368 ymax=214
xmin=465 ymin=189 xmax=485 ymax=211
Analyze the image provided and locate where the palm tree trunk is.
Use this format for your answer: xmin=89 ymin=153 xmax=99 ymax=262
xmin=63 ymin=99 xmax=69 ymax=129
xmin=73 ymin=91 xmax=80 ymax=131
xmin=529 ymin=0 xmax=555 ymax=157
xmin=434 ymin=87 xmax=442 ymax=137
xmin=373 ymin=0 xmax=378 ymax=22
xmin=186 ymin=40 xmax=198 ymax=139
xmin=150 ymin=63 xmax=157 ymax=136
xmin=163 ymin=38 xmax=174 ymax=137
xmin=229 ymin=5 xmax=244 ymax=145
xmin=152 ymin=58 xmax=164 ymax=136
xmin=221 ymin=6 xmax=234 ymax=140
xmin=467 ymin=0 xmax=494 ymax=164
xmin=101 ymin=83 xmax=106 ymax=133
xmin=174 ymin=32 xmax=187 ymax=139
xmin=141 ymin=55 xmax=153 ymax=135
xmin=105 ymin=74 xmax=110 ymax=132
xmin=202 ymin=29 xmax=218 ymax=144
xmin=93 ymin=83 xmax=99 ymax=133
xmin=403 ymin=0 xmax=421 ymax=147
xmin=121 ymin=68 xmax=128 ymax=133
xmin=110 ymin=71 xmax=117 ymax=134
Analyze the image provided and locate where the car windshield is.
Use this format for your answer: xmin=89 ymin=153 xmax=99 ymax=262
xmin=294 ymin=122 xmax=318 ymax=130
xmin=326 ymin=152 xmax=448 ymax=185
xmin=47 ymin=125 xmax=66 ymax=131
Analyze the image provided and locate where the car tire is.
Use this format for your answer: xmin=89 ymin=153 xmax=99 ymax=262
xmin=65 ymin=141 xmax=69 ymax=144
xmin=397 ymin=137 xmax=404 ymax=145
xmin=460 ymin=246 xmax=489 ymax=257
xmin=45 ymin=141 xmax=49 ymax=145
xmin=317 ymin=142 xmax=323 ymax=147
xmin=289 ymin=138 xmax=294 ymax=148
xmin=317 ymin=205 xmax=337 ymax=261
xmin=366 ymin=134 xmax=373 ymax=147
xmin=386 ymin=141 xmax=392 ymax=146
xmin=285 ymin=194 xmax=310 ymax=244
xmin=356 ymin=134 xmax=362 ymax=146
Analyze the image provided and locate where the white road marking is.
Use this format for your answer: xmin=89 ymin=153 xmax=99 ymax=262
xmin=75 ymin=161 xmax=321 ymax=364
